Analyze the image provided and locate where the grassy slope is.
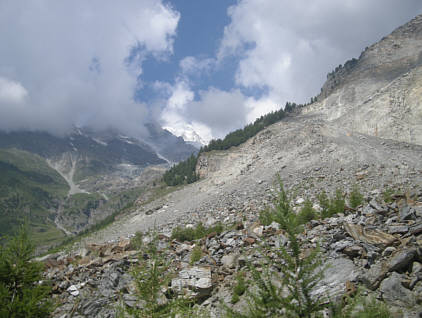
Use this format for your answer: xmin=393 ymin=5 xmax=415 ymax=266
xmin=0 ymin=149 xmax=69 ymax=243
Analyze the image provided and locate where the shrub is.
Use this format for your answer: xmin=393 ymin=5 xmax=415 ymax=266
xmin=331 ymin=293 xmax=392 ymax=318
xmin=226 ymin=181 xmax=326 ymax=318
xmin=297 ymin=199 xmax=317 ymax=225
xmin=130 ymin=231 xmax=143 ymax=250
xmin=190 ymin=245 xmax=202 ymax=265
xmin=318 ymin=190 xmax=330 ymax=218
xmin=330 ymin=189 xmax=345 ymax=216
xmin=349 ymin=185 xmax=364 ymax=209
xmin=0 ymin=224 xmax=54 ymax=317
xmin=171 ymin=222 xmax=224 ymax=242
xmin=382 ymin=188 xmax=395 ymax=203
xmin=124 ymin=232 xmax=210 ymax=318
xmin=231 ymin=272 xmax=247 ymax=304
xmin=259 ymin=207 xmax=274 ymax=226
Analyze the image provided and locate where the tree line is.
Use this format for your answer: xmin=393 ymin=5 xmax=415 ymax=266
xmin=163 ymin=102 xmax=306 ymax=187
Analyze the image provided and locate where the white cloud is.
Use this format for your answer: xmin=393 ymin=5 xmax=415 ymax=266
xmin=179 ymin=56 xmax=214 ymax=77
xmin=217 ymin=0 xmax=422 ymax=115
xmin=0 ymin=0 xmax=179 ymax=136
xmin=0 ymin=77 xmax=28 ymax=104
xmin=162 ymin=1 xmax=422 ymax=144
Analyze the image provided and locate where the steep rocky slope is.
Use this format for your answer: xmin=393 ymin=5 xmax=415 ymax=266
xmin=305 ymin=14 xmax=422 ymax=145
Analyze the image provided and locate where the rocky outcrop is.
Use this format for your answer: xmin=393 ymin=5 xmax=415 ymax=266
xmin=305 ymin=14 xmax=422 ymax=145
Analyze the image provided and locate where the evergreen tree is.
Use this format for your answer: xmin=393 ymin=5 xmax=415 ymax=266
xmin=0 ymin=224 xmax=53 ymax=317
xmin=226 ymin=181 xmax=326 ymax=318
xmin=349 ymin=185 xmax=364 ymax=209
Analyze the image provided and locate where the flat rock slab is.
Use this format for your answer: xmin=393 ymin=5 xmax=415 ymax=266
xmin=344 ymin=223 xmax=396 ymax=247
xmin=171 ymin=266 xmax=213 ymax=299
xmin=312 ymin=257 xmax=362 ymax=298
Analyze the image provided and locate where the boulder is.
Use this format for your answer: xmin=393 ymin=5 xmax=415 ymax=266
xmin=380 ymin=272 xmax=416 ymax=306
xmin=312 ymin=257 xmax=361 ymax=298
xmin=171 ymin=266 xmax=213 ymax=300
xmin=399 ymin=205 xmax=416 ymax=221
xmin=388 ymin=249 xmax=416 ymax=272
xmin=344 ymin=223 xmax=396 ymax=247
xmin=361 ymin=262 xmax=388 ymax=290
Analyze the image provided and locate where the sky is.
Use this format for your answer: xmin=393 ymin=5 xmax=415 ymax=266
xmin=0 ymin=1 xmax=422 ymax=143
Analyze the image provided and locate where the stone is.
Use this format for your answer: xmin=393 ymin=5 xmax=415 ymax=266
xmin=80 ymin=298 xmax=108 ymax=316
xmin=123 ymin=294 xmax=144 ymax=309
xmin=388 ymin=225 xmax=409 ymax=234
xmin=388 ymin=249 xmax=416 ymax=272
xmin=369 ymin=199 xmax=384 ymax=212
xmin=205 ymin=217 xmax=217 ymax=227
xmin=312 ymin=257 xmax=362 ymax=298
xmin=410 ymin=222 xmax=422 ymax=236
xmin=67 ymin=285 xmax=79 ymax=296
xmin=399 ymin=205 xmax=416 ymax=221
xmin=344 ymin=223 xmax=396 ymax=247
xmin=244 ymin=237 xmax=256 ymax=246
xmin=412 ymin=262 xmax=422 ymax=275
xmin=171 ymin=266 xmax=213 ymax=299
xmin=343 ymin=245 xmax=365 ymax=259
xmin=252 ymin=225 xmax=264 ymax=236
xmin=221 ymin=254 xmax=238 ymax=269
xmin=382 ymin=246 xmax=396 ymax=257
xmin=380 ymin=272 xmax=415 ymax=306
xmin=361 ymin=262 xmax=388 ymax=290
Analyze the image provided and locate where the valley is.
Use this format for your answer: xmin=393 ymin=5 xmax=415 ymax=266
xmin=1 ymin=7 xmax=422 ymax=318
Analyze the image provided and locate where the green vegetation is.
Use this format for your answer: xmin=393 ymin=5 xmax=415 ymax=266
xmin=331 ymin=293 xmax=392 ymax=318
xmin=190 ymin=245 xmax=202 ymax=265
xmin=382 ymin=188 xmax=395 ymax=203
xmin=319 ymin=189 xmax=346 ymax=219
xmin=163 ymin=102 xmax=306 ymax=187
xmin=171 ymin=222 xmax=224 ymax=242
xmin=163 ymin=154 xmax=199 ymax=186
xmin=231 ymin=272 xmax=247 ymax=304
xmin=0 ymin=149 xmax=68 ymax=243
xmin=0 ymin=224 xmax=54 ymax=317
xmin=130 ymin=231 xmax=144 ymax=250
xmin=123 ymin=232 xmax=209 ymax=318
xmin=226 ymin=181 xmax=326 ymax=317
xmin=46 ymin=187 xmax=141 ymax=255
xmin=297 ymin=199 xmax=317 ymax=225
xmin=63 ymin=192 xmax=103 ymax=216
xmin=349 ymin=185 xmax=364 ymax=209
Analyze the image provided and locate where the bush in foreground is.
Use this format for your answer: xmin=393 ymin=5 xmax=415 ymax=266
xmin=0 ymin=224 xmax=53 ymax=317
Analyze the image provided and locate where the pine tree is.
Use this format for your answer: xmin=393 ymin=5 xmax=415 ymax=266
xmin=0 ymin=224 xmax=53 ymax=317
xmin=226 ymin=181 xmax=326 ymax=318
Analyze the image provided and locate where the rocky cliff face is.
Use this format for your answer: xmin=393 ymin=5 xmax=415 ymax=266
xmin=305 ymin=14 xmax=422 ymax=145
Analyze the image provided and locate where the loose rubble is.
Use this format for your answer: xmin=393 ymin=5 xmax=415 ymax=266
xmin=40 ymin=186 xmax=422 ymax=317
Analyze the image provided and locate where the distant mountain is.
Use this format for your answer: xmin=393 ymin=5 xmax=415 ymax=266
xmin=0 ymin=128 xmax=165 ymax=181
xmin=0 ymin=124 xmax=197 ymax=247
xmin=144 ymin=123 xmax=198 ymax=163
xmin=163 ymin=125 xmax=207 ymax=149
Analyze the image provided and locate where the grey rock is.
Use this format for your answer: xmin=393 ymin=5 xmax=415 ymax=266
xmin=67 ymin=285 xmax=79 ymax=296
xmin=361 ymin=262 xmax=388 ymax=290
xmin=399 ymin=205 xmax=416 ymax=221
xmin=388 ymin=225 xmax=409 ymax=234
xmin=221 ymin=254 xmax=238 ymax=269
xmin=80 ymin=298 xmax=109 ymax=317
xmin=380 ymin=272 xmax=416 ymax=306
xmin=171 ymin=266 xmax=213 ymax=299
xmin=388 ymin=249 xmax=416 ymax=272
xmin=312 ymin=257 xmax=362 ymax=298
